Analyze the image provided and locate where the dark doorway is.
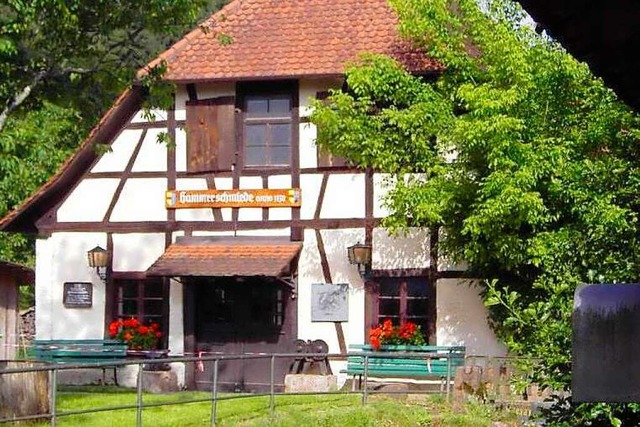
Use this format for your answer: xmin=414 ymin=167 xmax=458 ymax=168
xmin=190 ymin=276 xmax=296 ymax=392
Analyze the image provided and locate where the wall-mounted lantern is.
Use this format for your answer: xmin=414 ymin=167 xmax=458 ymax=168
xmin=87 ymin=245 xmax=109 ymax=282
xmin=347 ymin=242 xmax=372 ymax=279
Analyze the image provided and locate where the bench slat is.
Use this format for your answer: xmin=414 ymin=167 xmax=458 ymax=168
xmin=30 ymin=339 xmax=128 ymax=364
xmin=343 ymin=344 xmax=466 ymax=381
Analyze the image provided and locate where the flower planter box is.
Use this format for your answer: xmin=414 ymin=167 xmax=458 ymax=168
xmin=342 ymin=344 xmax=465 ymax=390
xmin=126 ymin=349 xmax=170 ymax=371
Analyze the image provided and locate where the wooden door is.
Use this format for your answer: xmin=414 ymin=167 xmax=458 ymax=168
xmin=192 ymin=277 xmax=296 ymax=392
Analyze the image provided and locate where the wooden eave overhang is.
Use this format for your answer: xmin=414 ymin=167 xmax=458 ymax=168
xmin=0 ymin=260 xmax=34 ymax=284
xmin=0 ymin=86 xmax=145 ymax=234
xmin=518 ymin=0 xmax=640 ymax=111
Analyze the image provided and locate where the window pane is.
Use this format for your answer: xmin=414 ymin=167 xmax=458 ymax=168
xmin=145 ymin=283 xmax=164 ymax=298
xmin=379 ymin=298 xmax=399 ymax=316
xmin=246 ymin=124 xmax=267 ymax=147
xmin=407 ymin=299 xmax=428 ymax=317
xmin=144 ymin=299 xmax=164 ymax=316
xmin=122 ymin=300 xmax=137 ymax=316
xmin=122 ymin=282 xmax=138 ymax=298
xmin=407 ymin=279 xmax=429 ymax=297
xmin=377 ymin=315 xmax=400 ymax=325
xmin=379 ymin=280 xmax=399 ymax=297
xmin=269 ymin=97 xmax=291 ymax=114
xmin=245 ymin=146 xmax=266 ymax=166
xmin=270 ymin=146 xmax=290 ymax=165
xmin=246 ymin=96 xmax=268 ymax=115
xmin=271 ymin=124 xmax=291 ymax=146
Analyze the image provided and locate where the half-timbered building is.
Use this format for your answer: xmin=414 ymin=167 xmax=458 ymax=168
xmin=0 ymin=0 xmax=505 ymax=390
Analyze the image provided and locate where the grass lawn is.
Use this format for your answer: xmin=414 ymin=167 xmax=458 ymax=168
xmin=32 ymin=386 xmax=524 ymax=426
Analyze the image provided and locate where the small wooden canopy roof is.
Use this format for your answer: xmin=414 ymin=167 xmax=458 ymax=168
xmin=146 ymin=237 xmax=302 ymax=278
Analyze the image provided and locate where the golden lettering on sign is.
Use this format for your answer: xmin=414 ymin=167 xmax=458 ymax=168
xmin=165 ymin=188 xmax=301 ymax=209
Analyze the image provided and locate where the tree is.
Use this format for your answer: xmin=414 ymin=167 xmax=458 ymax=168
xmin=0 ymin=1 xmax=227 ymax=308
xmin=0 ymin=0 xmax=221 ymax=133
xmin=311 ymin=0 xmax=640 ymax=424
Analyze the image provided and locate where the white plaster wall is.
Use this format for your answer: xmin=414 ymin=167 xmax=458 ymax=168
xmin=437 ymin=279 xmax=506 ymax=356
xmin=91 ymin=129 xmax=141 ymax=173
xmin=299 ymin=174 xmax=322 ymax=220
xmin=35 ymin=233 xmax=107 ymax=340
xmin=111 ymin=233 xmax=166 ymax=272
xmin=130 ymin=109 xmax=168 ymax=123
xmin=373 ymin=173 xmax=395 ymax=218
xmin=131 ymin=128 xmax=168 ymax=172
xmin=297 ymin=228 xmax=365 ymax=352
xmin=195 ymin=83 xmax=235 ymax=100
xmin=372 ymin=228 xmax=430 ymax=270
xmin=57 ymin=179 xmax=120 ymax=222
xmin=299 ymin=78 xmax=342 ymax=117
xmin=175 ymin=128 xmax=188 ymax=172
xmin=191 ymin=231 xmax=236 ymax=237
xmin=320 ymin=174 xmax=365 ymax=219
xmin=110 ymin=178 xmax=168 ymax=222
xmin=174 ymin=86 xmax=188 ymax=121
xmin=168 ymin=278 xmax=185 ymax=386
xmin=175 ymin=178 xmax=215 ymax=222
xmin=300 ymin=123 xmax=317 ymax=169
xmin=299 ymin=78 xmax=342 ymax=168
xmin=234 ymin=229 xmax=291 ymax=237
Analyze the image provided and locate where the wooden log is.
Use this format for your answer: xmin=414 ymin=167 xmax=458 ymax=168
xmin=0 ymin=361 xmax=50 ymax=421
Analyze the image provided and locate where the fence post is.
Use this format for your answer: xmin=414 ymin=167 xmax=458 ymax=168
xmin=446 ymin=352 xmax=452 ymax=402
xmin=136 ymin=362 xmax=143 ymax=427
xmin=362 ymin=355 xmax=369 ymax=406
xmin=210 ymin=358 xmax=219 ymax=427
xmin=50 ymin=368 xmax=58 ymax=427
xmin=269 ymin=355 xmax=275 ymax=417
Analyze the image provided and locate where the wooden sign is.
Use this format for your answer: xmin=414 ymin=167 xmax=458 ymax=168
xmin=165 ymin=188 xmax=301 ymax=209
xmin=63 ymin=282 xmax=93 ymax=308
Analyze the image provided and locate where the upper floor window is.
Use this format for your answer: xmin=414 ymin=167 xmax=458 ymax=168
xmin=243 ymin=93 xmax=292 ymax=167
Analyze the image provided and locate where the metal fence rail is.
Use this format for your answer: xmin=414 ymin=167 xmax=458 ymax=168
xmin=0 ymin=351 xmax=460 ymax=426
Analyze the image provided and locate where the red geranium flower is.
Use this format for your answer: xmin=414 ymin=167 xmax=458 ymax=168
xmin=368 ymin=320 xmax=426 ymax=349
xmin=108 ymin=317 xmax=162 ymax=350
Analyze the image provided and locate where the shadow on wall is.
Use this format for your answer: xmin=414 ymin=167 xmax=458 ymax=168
xmin=437 ymin=280 xmax=507 ymax=357
xmin=372 ymin=228 xmax=429 ymax=271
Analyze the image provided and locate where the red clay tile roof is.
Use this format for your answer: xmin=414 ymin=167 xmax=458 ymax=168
xmin=146 ymin=239 xmax=302 ymax=277
xmin=149 ymin=0 xmax=441 ymax=82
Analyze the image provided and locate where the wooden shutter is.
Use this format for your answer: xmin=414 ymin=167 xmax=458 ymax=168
xmin=186 ymin=96 xmax=236 ymax=173
xmin=315 ymin=91 xmax=348 ymax=168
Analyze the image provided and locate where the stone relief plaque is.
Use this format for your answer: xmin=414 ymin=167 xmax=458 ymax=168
xmin=311 ymin=283 xmax=349 ymax=322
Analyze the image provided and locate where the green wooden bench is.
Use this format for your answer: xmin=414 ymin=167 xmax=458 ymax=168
xmin=343 ymin=344 xmax=466 ymax=391
xmin=31 ymin=339 xmax=128 ymax=385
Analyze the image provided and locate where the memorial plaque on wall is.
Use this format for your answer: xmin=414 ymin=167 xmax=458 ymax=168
xmin=63 ymin=282 xmax=93 ymax=308
xmin=311 ymin=283 xmax=349 ymax=322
